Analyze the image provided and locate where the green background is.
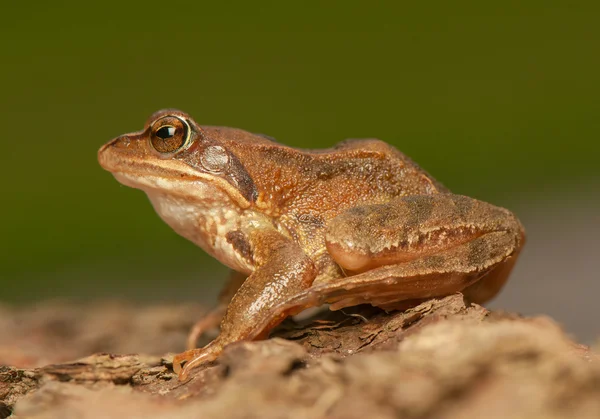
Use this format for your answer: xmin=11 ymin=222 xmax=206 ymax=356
xmin=1 ymin=2 xmax=598 ymax=338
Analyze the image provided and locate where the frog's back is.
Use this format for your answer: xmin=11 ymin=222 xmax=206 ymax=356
xmin=315 ymin=138 xmax=448 ymax=194
xmin=203 ymin=127 xmax=448 ymax=216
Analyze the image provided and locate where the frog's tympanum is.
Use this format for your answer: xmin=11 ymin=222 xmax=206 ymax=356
xmin=98 ymin=110 xmax=525 ymax=379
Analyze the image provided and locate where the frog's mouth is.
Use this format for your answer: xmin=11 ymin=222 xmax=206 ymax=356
xmin=111 ymin=170 xmax=226 ymax=203
xmin=98 ymin=143 xmax=251 ymax=209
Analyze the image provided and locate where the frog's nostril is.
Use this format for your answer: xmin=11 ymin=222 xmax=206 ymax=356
xmin=98 ymin=141 xmax=112 ymax=154
xmin=107 ymin=135 xmax=132 ymax=149
xmin=98 ymin=136 xmax=127 ymax=162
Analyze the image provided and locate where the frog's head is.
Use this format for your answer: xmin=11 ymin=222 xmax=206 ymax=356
xmin=98 ymin=109 xmax=257 ymax=209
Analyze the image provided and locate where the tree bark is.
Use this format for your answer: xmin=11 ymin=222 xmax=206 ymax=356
xmin=1 ymin=294 xmax=599 ymax=418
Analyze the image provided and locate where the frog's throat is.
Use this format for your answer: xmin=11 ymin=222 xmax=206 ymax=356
xmin=143 ymin=186 xmax=254 ymax=274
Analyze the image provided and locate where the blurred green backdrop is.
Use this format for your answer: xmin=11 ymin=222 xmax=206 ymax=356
xmin=1 ymin=2 xmax=598 ymax=338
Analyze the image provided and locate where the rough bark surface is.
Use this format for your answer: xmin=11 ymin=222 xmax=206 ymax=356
xmin=0 ymin=294 xmax=598 ymax=418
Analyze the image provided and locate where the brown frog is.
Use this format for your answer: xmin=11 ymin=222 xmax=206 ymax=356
xmin=98 ymin=109 xmax=525 ymax=380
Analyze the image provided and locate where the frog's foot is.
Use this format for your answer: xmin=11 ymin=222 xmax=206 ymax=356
xmin=172 ymin=340 xmax=222 ymax=381
xmin=186 ymin=306 xmax=226 ymax=350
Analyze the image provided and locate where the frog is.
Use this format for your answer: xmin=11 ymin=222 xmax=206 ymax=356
xmin=98 ymin=109 xmax=525 ymax=380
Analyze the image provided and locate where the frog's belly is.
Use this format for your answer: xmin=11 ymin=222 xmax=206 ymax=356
xmin=146 ymin=190 xmax=253 ymax=275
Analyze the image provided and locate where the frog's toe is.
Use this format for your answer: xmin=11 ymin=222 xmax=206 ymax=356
xmin=172 ymin=342 xmax=222 ymax=381
xmin=172 ymin=350 xmax=192 ymax=376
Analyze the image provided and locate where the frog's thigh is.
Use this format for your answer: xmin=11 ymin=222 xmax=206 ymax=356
xmin=316 ymin=231 xmax=516 ymax=310
xmin=325 ymin=194 xmax=523 ymax=273
xmin=319 ymin=194 xmax=524 ymax=309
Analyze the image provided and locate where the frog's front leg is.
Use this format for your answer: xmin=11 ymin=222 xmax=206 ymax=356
xmin=173 ymin=228 xmax=317 ymax=380
xmin=186 ymin=270 xmax=247 ymax=350
xmin=322 ymin=193 xmax=524 ymax=309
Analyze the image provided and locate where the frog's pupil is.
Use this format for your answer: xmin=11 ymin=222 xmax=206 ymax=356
xmin=156 ymin=126 xmax=175 ymax=139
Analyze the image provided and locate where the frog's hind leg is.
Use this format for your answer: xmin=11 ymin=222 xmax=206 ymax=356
xmin=299 ymin=230 xmax=520 ymax=313
xmin=460 ymin=245 xmax=521 ymax=304
xmin=308 ymin=194 xmax=524 ymax=310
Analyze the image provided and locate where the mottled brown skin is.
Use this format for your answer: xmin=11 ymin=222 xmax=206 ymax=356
xmin=98 ymin=109 xmax=525 ymax=380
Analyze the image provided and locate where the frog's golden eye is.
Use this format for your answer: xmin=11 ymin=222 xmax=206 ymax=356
xmin=150 ymin=116 xmax=190 ymax=153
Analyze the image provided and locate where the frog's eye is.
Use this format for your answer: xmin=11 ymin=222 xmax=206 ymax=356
xmin=150 ymin=116 xmax=190 ymax=153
